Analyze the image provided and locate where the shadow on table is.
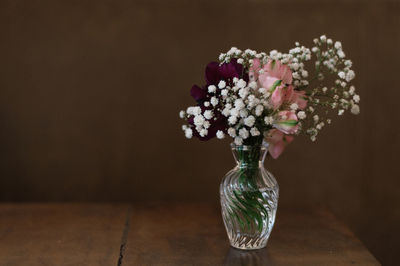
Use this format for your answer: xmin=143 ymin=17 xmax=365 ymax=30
xmin=223 ymin=247 xmax=273 ymax=266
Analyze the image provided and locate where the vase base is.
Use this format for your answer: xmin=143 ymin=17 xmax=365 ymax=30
xmin=230 ymin=244 xmax=267 ymax=250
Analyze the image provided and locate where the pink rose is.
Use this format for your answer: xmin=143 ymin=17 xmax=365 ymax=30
xmin=273 ymin=110 xmax=299 ymax=134
xmin=266 ymin=129 xmax=294 ymax=159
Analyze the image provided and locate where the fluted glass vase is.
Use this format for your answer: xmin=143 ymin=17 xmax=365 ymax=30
xmin=220 ymin=141 xmax=279 ymax=250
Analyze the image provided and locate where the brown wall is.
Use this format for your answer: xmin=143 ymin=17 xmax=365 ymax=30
xmin=0 ymin=0 xmax=399 ymax=264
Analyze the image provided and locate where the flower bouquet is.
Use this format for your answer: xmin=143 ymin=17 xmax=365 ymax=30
xmin=179 ymin=35 xmax=360 ymax=250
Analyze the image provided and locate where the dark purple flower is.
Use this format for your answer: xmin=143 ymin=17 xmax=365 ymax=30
xmin=190 ymin=85 xmax=207 ymax=102
xmin=205 ymin=59 xmax=248 ymax=86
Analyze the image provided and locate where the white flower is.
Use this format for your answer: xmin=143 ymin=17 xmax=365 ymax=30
xmin=237 ymin=58 xmax=244 ymax=64
xmin=297 ymin=111 xmax=306 ymax=120
xmin=322 ymin=87 xmax=328 ymax=93
xmin=327 ymin=119 xmax=332 ymax=124
xmin=210 ymin=97 xmax=219 ymax=106
xmin=337 ymin=50 xmax=345 ymax=58
xmin=301 ymin=70 xmax=308 ymax=78
xmin=313 ymin=115 xmax=319 ymax=123
xmin=255 ymin=105 xmax=264 ymax=116
xmin=192 ymin=106 xmax=201 ymax=115
xmin=308 ymin=106 xmax=315 ymax=113
xmin=338 ymin=109 xmax=345 ymax=115
xmin=345 ymin=70 xmax=355 ymax=82
xmin=193 ymin=115 xmax=205 ymax=126
xmin=351 ymin=104 xmax=360 ymax=115
xmin=320 ymin=35 xmax=327 ymax=42
xmin=228 ymin=127 xmax=236 ymax=137
xmin=338 ymin=71 xmax=346 ymax=79
xmin=250 ymin=127 xmax=260 ymax=136
xmin=182 ymin=125 xmax=187 ymax=130
xmin=311 ymin=135 xmax=316 ymax=142
xmin=238 ymin=88 xmax=249 ymax=99
xmin=239 ymin=128 xmax=249 ymax=139
xmin=218 ymin=80 xmax=226 ymax=89
xmin=203 ymin=110 xmax=213 ymax=120
xmin=349 ymin=86 xmax=355 ymax=95
xmin=228 ymin=115 xmax=238 ymax=125
xmin=208 ymin=85 xmax=216 ymax=93
xmin=204 ymin=101 xmax=210 ymax=107
xmin=327 ymin=39 xmax=333 ymax=45
xmin=234 ymin=137 xmax=243 ymax=145
xmin=248 ymin=81 xmax=257 ymax=89
xmin=222 ymin=107 xmax=231 ymax=117
xmin=237 ymin=79 xmax=247 ymax=89
xmin=290 ymin=103 xmax=299 ymax=111
xmin=316 ymin=122 xmax=325 ymax=130
xmin=264 ymin=116 xmax=274 ymax=125
xmin=239 ymin=109 xmax=249 ymax=118
xmin=353 ymin=94 xmax=360 ymax=103
xmin=221 ymin=89 xmax=228 ymax=96
xmin=234 ymin=99 xmax=245 ymax=109
xmin=199 ymin=128 xmax=208 ymax=137
xmin=230 ymin=108 xmax=239 ymax=117
xmin=334 ymin=41 xmax=342 ymax=49
xmin=184 ymin=128 xmax=193 ymax=139
xmin=203 ymin=121 xmax=210 ymax=129
xmin=216 ymin=130 xmax=225 ymax=139
xmin=179 ymin=110 xmax=185 ymax=118
xmin=244 ymin=115 xmax=255 ymax=127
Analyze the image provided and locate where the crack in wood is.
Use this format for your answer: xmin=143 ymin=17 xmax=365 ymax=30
xmin=117 ymin=206 xmax=132 ymax=266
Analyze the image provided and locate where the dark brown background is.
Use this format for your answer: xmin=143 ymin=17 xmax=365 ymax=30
xmin=0 ymin=0 xmax=399 ymax=265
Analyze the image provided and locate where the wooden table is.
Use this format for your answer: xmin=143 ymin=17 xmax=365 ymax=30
xmin=0 ymin=203 xmax=379 ymax=266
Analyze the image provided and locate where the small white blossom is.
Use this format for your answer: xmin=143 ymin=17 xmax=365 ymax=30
xmin=338 ymin=109 xmax=345 ymax=115
xmin=237 ymin=58 xmax=244 ymax=64
xmin=237 ymin=79 xmax=247 ymax=89
xmin=179 ymin=111 xmax=185 ymax=118
xmin=228 ymin=115 xmax=238 ymax=125
xmin=320 ymin=35 xmax=327 ymax=42
xmin=297 ymin=111 xmax=306 ymax=120
xmin=353 ymin=94 xmax=360 ymax=103
xmin=345 ymin=70 xmax=355 ymax=82
xmin=184 ymin=128 xmax=193 ymax=139
xmin=250 ymin=127 xmax=260 ymax=136
xmin=338 ymin=71 xmax=346 ymax=79
xmin=203 ymin=110 xmax=213 ymax=120
xmin=216 ymin=130 xmax=225 ymax=139
xmin=239 ymin=109 xmax=249 ymax=118
xmin=290 ymin=103 xmax=299 ymax=111
xmin=210 ymin=97 xmax=219 ymax=106
xmin=221 ymin=89 xmax=228 ymax=96
xmin=244 ymin=115 xmax=256 ymax=127
xmin=234 ymin=99 xmax=245 ymax=109
xmin=194 ymin=115 xmax=205 ymax=126
xmin=199 ymin=128 xmax=208 ymax=137
xmin=239 ymin=128 xmax=249 ymax=139
xmin=208 ymin=85 xmax=216 ymax=93
xmin=234 ymin=137 xmax=243 ymax=145
xmin=255 ymin=105 xmax=264 ymax=116
xmin=349 ymin=86 xmax=355 ymax=95
xmin=334 ymin=41 xmax=342 ymax=49
xmin=351 ymin=104 xmax=360 ymax=115
xmin=218 ymin=80 xmax=226 ymax=89
xmin=313 ymin=115 xmax=319 ymax=123
xmin=204 ymin=101 xmax=210 ymax=107
xmin=264 ymin=116 xmax=274 ymax=125
xmin=228 ymin=127 xmax=236 ymax=137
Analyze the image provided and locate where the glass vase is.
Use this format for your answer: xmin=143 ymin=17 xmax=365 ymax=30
xmin=220 ymin=141 xmax=279 ymax=250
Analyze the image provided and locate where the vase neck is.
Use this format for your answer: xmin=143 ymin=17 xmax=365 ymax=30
xmin=231 ymin=141 xmax=269 ymax=169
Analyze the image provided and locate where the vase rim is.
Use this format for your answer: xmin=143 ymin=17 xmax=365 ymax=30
xmin=230 ymin=140 xmax=269 ymax=150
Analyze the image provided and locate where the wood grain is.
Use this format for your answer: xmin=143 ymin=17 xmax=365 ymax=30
xmin=123 ymin=203 xmax=380 ymax=266
xmin=0 ymin=203 xmax=128 ymax=266
xmin=0 ymin=203 xmax=379 ymax=265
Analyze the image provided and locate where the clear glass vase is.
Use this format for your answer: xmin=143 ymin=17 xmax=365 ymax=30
xmin=220 ymin=141 xmax=279 ymax=250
